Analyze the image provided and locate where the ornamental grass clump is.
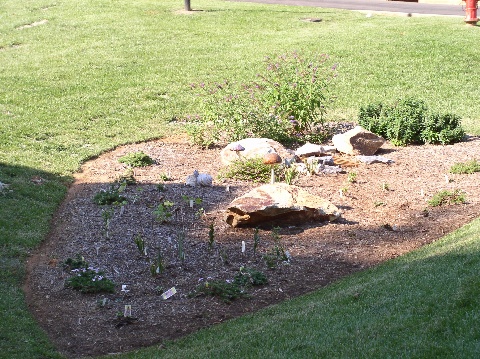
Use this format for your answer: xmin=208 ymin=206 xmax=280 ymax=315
xmin=358 ymin=97 xmax=465 ymax=146
xmin=187 ymin=51 xmax=337 ymax=147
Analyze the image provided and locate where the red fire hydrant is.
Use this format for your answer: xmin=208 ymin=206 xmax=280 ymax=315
xmin=464 ymin=0 xmax=478 ymax=25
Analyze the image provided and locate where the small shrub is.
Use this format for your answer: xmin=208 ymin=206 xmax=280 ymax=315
xmin=187 ymin=51 xmax=337 ymax=147
xmin=428 ymin=189 xmax=466 ymax=207
xmin=118 ymin=151 xmax=153 ymax=167
xmin=422 ymin=113 xmax=465 ymax=145
xmin=219 ymin=157 xmax=283 ymax=183
xmin=450 ymin=159 xmax=480 ymax=174
xmin=93 ymin=185 xmax=127 ymax=205
xmin=358 ymin=97 xmax=465 ymax=146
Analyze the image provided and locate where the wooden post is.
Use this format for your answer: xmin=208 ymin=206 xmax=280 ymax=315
xmin=184 ymin=0 xmax=191 ymax=11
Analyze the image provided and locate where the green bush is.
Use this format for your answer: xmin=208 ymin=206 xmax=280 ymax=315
xmin=358 ymin=97 xmax=465 ymax=146
xmin=422 ymin=113 xmax=465 ymax=145
xmin=187 ymin=51 xmax=337 ymax=147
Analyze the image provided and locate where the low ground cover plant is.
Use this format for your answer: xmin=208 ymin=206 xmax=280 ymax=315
xmin=189 ymin=267 xmax=268 ymax=303
xmin=93 ymin=185 xmax=128 ymax=205
xmin=63 ymin=256 xmax=115 ymax=294
xmin=118 ymin=151 xmax=154 ymax=167
xmin=450 ymin=159 xmax=480 ymax=174
xmin=187 ymin=51 xmax=337 ymax=147
xmin=428 ymin=189 xmax=467 ymax=207
xmin=358 ymin=97 xmax=465 ymax=146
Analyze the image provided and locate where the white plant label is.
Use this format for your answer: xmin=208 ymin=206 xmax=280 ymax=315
xmin=124 ymin=305 xmax=132 ymax=317
xmin=189 ymin=199 xmax=194 ymax=208
xmin=161 ymin=287 xmax=177 ymax=300
xmin=242 ymin=241 xmax=246 ymax=253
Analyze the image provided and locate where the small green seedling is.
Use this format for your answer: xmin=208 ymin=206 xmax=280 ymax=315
xmin=153 ymin=201 xmax=174 ymax=223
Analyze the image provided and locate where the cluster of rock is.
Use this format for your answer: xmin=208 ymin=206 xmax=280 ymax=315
xmin=189 ymin=126 xmax=393 ymax=228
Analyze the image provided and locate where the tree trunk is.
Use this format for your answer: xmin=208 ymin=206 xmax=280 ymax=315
xmin=184 ymin=0 xmax=191 ymax=11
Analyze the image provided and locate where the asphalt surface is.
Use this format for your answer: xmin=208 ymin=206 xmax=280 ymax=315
xmin=231 ymin=0 xmax=466 ymax=16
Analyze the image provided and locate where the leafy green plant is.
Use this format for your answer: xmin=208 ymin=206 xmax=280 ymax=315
xmin=347 ymin=172 xmax=357 ymax=183
xmin=182 ymin=195 xmax=203 ymax=207
xmin=93 ymin=185 xmax=127 ymax=205
xmin=219 ymin=157 xmax=283 ymax=183
xmin=422 ymin=113 xmax=465 ymax=145
xmin=118 ymin=151 xmax=153 ymax=167
xmin=304 ymin=158 xmax=318 ymax=175
xmin=101 ymin=208 xmax=114 ymax=239
xmin=428 ymin=189 xmax=467 ymax=207
xmin=450 ymin=159 xmax=480 ymax=174
xmin=158 ymin=172 xmax=171 ymax=181
xmin=153 ymin=201 xmax=174 ymax=223
xmin=187 ymin=51 xmax=336 ymax=147
xmin=233 ymin=267 xmax=268 ymax=288
xmin=190 ymin=279 xmax=245 ymax=304
xmin=358 ymin=97 xmax=465 ymax=146
xmin=264 ymin=227 xmax=289 ymax=268
xmin=117 ymin=167 xmax=136 ymax=185
xmin=150 ymin=251 xmax=166 ymax=276
xmin=134 ymin=234 xmax=146 ymax=256
xmin=64 ymin=257 xmax=115 ymax=294
xmin=62 ymin=255 xmax=88 ymax=271
xmin=284 ymin=166 xmax=299 ymax=185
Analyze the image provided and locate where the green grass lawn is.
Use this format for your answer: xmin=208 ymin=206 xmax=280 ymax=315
xmin=1 ymin=0 xmax=479 ymax=357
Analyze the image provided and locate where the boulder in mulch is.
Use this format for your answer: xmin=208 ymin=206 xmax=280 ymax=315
xmin=220 ymin=138 xmax=290 ymax=166
xmin=332 ymin=126 xmax=385 ymax=156
xmin=225 ymin=183 xmax=341 ymax=227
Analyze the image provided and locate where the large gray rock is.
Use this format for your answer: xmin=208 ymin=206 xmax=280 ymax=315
xmin=220 ymin=138 xmax=290 ymax=166
xmin=225 ymin=183 xmax=341 ymax=228
xmin=332 ymin=126 xmax=385 ymax=156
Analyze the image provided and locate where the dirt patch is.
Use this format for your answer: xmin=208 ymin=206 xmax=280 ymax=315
xmin=24 ymin=134 xmax=480 ymax=358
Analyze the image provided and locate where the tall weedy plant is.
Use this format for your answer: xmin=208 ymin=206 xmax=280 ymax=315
xmin=187 ymin=51 xmax=337 ymax=147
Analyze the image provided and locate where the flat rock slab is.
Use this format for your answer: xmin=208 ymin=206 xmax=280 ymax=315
xmin=225 ymin=183 xmax=341 ymax=227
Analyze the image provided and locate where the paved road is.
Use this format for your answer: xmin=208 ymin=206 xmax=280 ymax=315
xmin=231 ymin=0 xmax=465 ymax=16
